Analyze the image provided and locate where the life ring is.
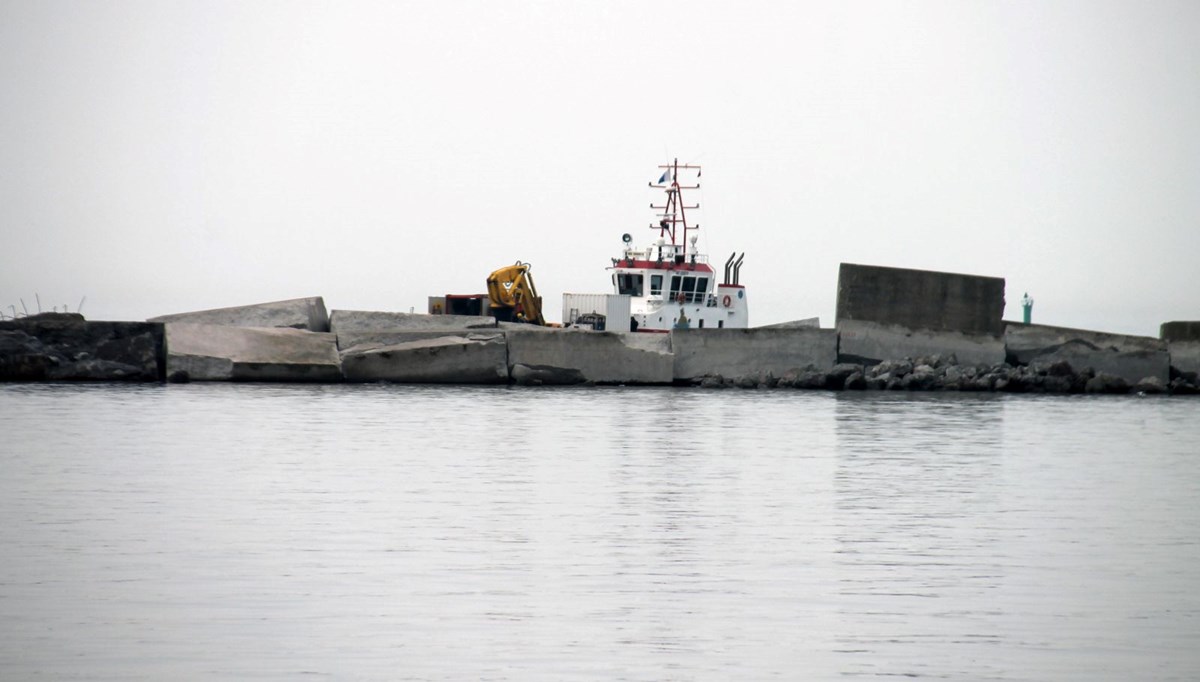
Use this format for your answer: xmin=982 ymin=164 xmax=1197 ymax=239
xmin=722 ymin=294 xmax=732 ymax=307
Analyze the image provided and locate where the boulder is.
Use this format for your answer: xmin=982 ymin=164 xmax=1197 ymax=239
xmin=1084 ymin=372 xmax=1130 ymax=395
xmin=340 ymin=333 xmax=508 ymax=384
xmin=150 ymin=297 xmax=329 ymax=332
xmin=164 ymin=323 xmax=340 ymax=382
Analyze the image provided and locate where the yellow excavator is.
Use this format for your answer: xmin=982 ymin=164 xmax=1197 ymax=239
xmin=485 ymin=261 xmax=545 ymax=325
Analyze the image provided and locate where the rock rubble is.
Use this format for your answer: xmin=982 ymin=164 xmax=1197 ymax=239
xmin=695 ymin=353 xmax=1200 ymax=396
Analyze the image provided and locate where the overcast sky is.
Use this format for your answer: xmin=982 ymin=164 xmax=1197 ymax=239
xmin=1 ymin=1 xmax=1196 ymax=335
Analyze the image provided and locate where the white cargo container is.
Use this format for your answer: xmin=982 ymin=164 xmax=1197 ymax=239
xmin=562 ymin=294 xmax=632 ymax=332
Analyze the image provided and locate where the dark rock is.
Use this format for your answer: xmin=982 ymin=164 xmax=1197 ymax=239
xmin=1085 ymin=373 xmax=1129 ymax=394
xmin=0 ymin=317 xmax=164 ymax=381
xmin=1169 ymin=378 xmax=1198 ymax=395
xmin=844 ymin=371 xmax=867 ymax=390
xmin=794 ymin=368 xmax=828 ymax=390
xmin=828 ymin=363 xmax=863 ymax=387
xmin=1042 ymin=375 xmax=1074 ymax=393
xmin=1134 ymin=376 xmax=1166 ymax=394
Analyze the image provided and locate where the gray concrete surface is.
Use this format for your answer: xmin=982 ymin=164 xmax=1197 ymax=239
xmin=332 ymin=310 xmax=500 ymax=352
xmin=150 ymin=297 xmax=329 ymax=332
xmin=1004 ymin=323 xmax=1169 ymax=384
xmin=672 ymin=328 xmax=838 ymax=380
xmin=330 ymin=310 xmax=497 ymax=336
xmin=1168 ymin=341 xmax=1200 ymax=376
xmin=340 ymin=332 xmax=509 ymax=383
xmin=757 ymin=317 xmax=821 ymax=329
xmin=836 ymin=263 xmax=1006 ymax=336
xmin=165 ymin=323 xmax=341 ymax=381
xmin=506 ymin=329 xmax=673 ymax=385
xmin=838 ymin=319 xmax=1006 ymax=367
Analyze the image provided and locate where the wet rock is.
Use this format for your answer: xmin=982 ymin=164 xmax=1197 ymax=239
xmin=827 ymin=363 xmax=863 ymax=388
xmin=843 ymin=371 xmax=867 ymax=390
xmin=1085 ymin=373 xmax=1129 ymax=394
xmin=1134 ymin=376 xmax=1166 ymax=394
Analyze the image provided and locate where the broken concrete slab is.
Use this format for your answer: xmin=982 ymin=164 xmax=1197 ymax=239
xmin=164 ymin=323 xmax=341 ymax=382
xmin=150 ymin=297 xmax=329 ymax=332
xmin=837 ymin=320 xmax=1005 ymax=367
xmin=673 ymin=327 xmax=838 ymax=381
xmin=506 ymin=329 xmax=673 ymax=385
xmin=340 ymin=332 xmax=509 ymax=384
xmin=1004 ymin=323 xmax=1169 ymax=385
xmin=330 ymin=310 xmax=498 ymax=351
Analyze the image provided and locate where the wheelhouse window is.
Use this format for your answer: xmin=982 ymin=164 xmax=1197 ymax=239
xmin=650 ymin=275 xmax=663 ymax=296
xmin=681 ymin=276 xmax=697 ymax=303
xmin=617 ymin=273 xmax=643 ymax=297
xmin=668 ymin=275 xmax=682 ymax=300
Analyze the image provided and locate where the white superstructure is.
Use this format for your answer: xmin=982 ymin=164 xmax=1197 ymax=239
xmin=609 ymin=159 xmax=748 ymax=332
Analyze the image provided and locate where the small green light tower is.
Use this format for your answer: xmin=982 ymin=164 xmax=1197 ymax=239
xmin=1021 ymin=292 xmax=1034 ymax=324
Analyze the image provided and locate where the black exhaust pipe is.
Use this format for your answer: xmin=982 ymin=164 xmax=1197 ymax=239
xmin=732 ymin=253 xmax=745 ymax=285
xmin=723 ymin=252 xmax=736 ymax=285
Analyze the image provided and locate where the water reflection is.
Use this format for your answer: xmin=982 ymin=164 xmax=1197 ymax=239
xmin=833 ymin=393 xmax=1008 ymax=678
xmin=2 ymin=385 xmax=1198 ymax=680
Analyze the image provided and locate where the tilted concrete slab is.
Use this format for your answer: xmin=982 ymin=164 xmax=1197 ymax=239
xmin=838 ymin=320 xmax=1005 ymax=367
xmin=331 ymin=310 xmax=500 ymax=352
xmin=150 ymin=297 xmax=329 ymax=332
xmin=330 ymin=310 xmax=496 ymax=334
xmin=507 ymin=330 xmax=673 ymax=385
xmin=672 ymin=328 xmax=838 ymax=380
xmin=340 ymin=332 xmax=509 ymax=384
xmin=1004 ymin=322 xmax=1169 ymax=384
xmin=165 ymin=323 xmax=341 ymax=381
xmin=757 ymin=317 xmax=821 ymax=329
xmin=836 ymin=263 xmax=1006 ymax=336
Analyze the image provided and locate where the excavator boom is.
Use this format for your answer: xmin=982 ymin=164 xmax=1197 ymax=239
xmin=485 ymin=261 xmax=545 ymax=325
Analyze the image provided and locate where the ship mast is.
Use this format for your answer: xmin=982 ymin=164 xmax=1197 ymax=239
xmin=648 ymin=158 xmax=701 ymax=259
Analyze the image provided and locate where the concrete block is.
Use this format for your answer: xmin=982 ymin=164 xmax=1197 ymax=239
xmin=836 ymin=263 xmax=1006 ymax=336
xmin=165 ymin=323 xmax=341 ymax=382
xmin=672 ymin=328 xmax=838 ymax=380
xmin=1161 ymin=321 xmax=1200 ymax=342
xmin=330 ymin=310 xmax=496 ymax=350
xmin=1004 ymin=323 xmax=1169 ymax=385
xmin=1168 ymin=341 xmax=1200 ymax=376
xmin=838 ymin=319 xmax=1005 ymax=367
xmin=507 ymin=330 xmax=673 ymax=385
xmin=150 ymin=297 xmax=329 ymax=332
xmin=757 ymin=317 xmax=821 ymax=329
xmin=340 ymin=333 xmax=509 ymax=384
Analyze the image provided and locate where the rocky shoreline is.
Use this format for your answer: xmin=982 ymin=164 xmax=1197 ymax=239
xmin=695 ymin=354 xmax=1200 ymax=395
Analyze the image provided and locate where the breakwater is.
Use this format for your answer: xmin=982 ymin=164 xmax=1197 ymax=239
xmin=2 ymin=299 xmax=1198 ymax=395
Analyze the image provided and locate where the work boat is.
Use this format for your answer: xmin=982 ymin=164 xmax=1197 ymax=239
xmin=610 ymin=159 xmax=748 ymax=331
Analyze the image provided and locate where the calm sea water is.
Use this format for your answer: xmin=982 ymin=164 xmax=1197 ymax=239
xmin=1 ymin=384 xmax=1198 ymax=681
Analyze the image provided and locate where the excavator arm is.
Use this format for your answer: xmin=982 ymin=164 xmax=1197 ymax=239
xmin=485 ymin=261 xmax=545 ymax=325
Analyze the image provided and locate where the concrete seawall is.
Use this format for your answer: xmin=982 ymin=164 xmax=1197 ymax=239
xmin=4 ymin=296 xmax=1198 ymax=394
